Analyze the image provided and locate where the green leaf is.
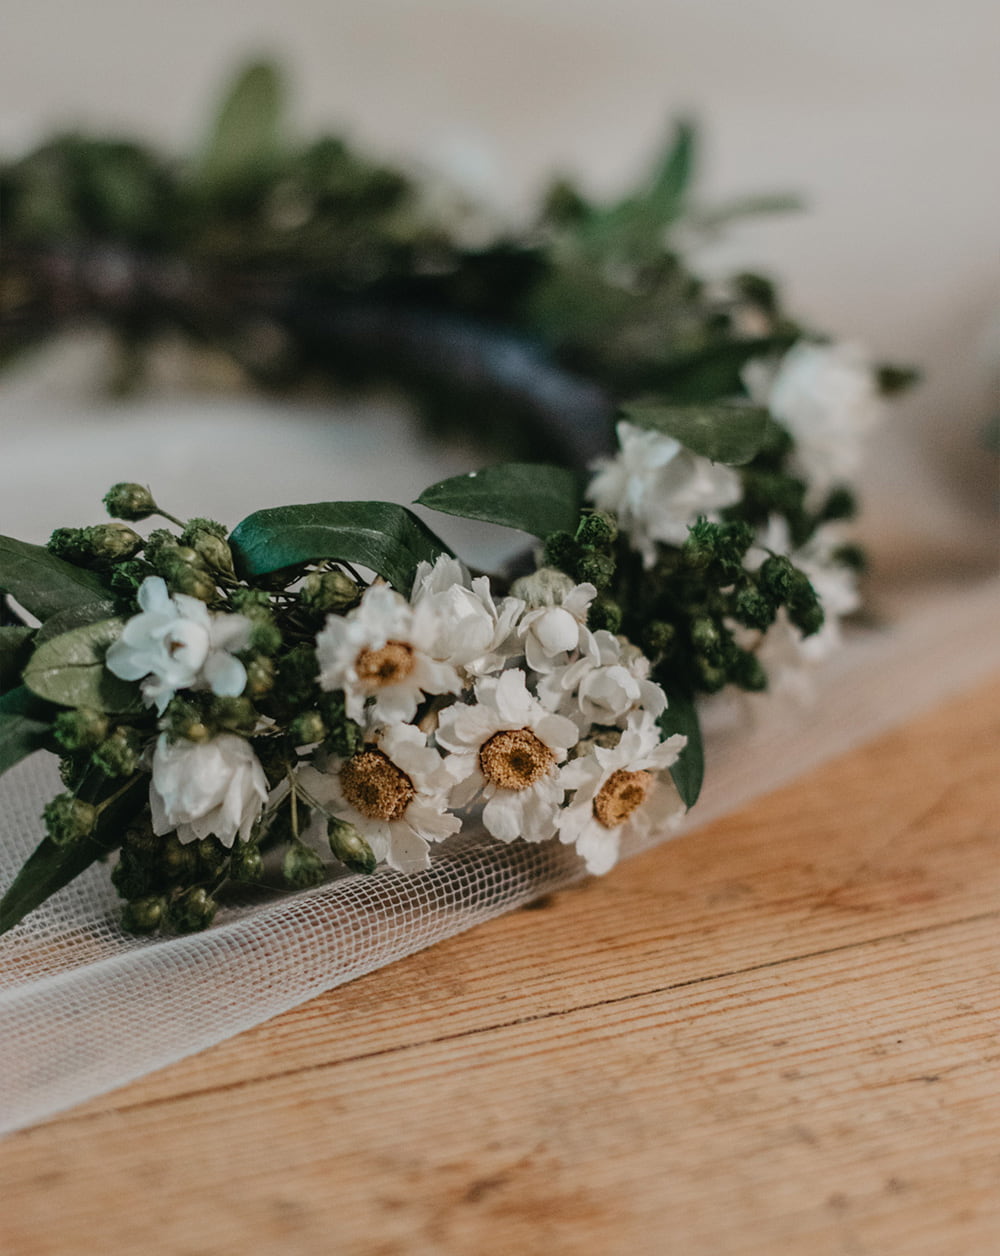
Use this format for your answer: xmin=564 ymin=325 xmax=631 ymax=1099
xmin=229 ymin=501 xmax=451 ymax=593
xmin=197 ymin=60 xmax=285 ymax=189
xmin=690 ymin=192 xmax=803 ymax=232
xmin=0 ymin=627 xmax=35 ymax=691
xmin=0 ymin=774 xmax=146 ymax=936
xmin=34 ymin=598 xmax=118 ymax=646
xmin=0 ymin=686 xmax=54 ymax=775
xmin=659 ymin=691 xmax=703 ymax=808
xmin=416 ymin=464 xmax=582 ymax=538
xmin=620 ymin=401 xmax=770 ymax=465
xmin=0 ymin=535 xmax=108 ymax=622
xmin=645 ymin=118 xmax=697 ymax=227
xmin=626 ymin=334 xmax=798 ymax=403
xmin=23 ymin=618 xmax=141 ymax=713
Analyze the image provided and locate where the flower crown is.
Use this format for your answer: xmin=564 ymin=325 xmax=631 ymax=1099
xmin=0 ymin=64 xmax=910 ymax=935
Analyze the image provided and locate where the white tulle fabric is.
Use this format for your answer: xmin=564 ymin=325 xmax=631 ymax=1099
xmin=1 ymin=579 xmax=997 ymax=1136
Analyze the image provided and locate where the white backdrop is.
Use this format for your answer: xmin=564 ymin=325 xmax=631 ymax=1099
xmin=1 ymin=0 xmax=997 ymax=560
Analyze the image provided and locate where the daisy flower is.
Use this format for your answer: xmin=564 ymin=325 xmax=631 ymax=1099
xmin=557 ymin=712 xmax=687 ymax=874
xmin=315 ymin=582 xmax=462 ymax=724
xmin=435 ymin=669 xmax=579 ymax=843
xmin=300 ymin=722 xmax=460 ymax=874
xmin=515 ymin=578 xmax=597 ymax=674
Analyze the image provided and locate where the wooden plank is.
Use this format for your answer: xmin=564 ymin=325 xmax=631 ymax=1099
xmin=0 ymin=676 xmax=998 ymax=1255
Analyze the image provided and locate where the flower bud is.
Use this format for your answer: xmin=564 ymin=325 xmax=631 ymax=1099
xmin=299 ymin=570 xmax=360 ymax=615
xmin=120 ymin=895 xmax=167 ymax=935
xmin=510 ymin=566 xmax=575 ymax=608
xmin=53 ymin=707 xmax=109 ymax=753
xmin=230 ymin=842 xmax=264 ymax=883
xmin=588 ymin=596 xmax=622 ymax=634
xmin=282 ymin=840 xmax=327 ymax=889
xmin=574 ymin=552 xmax=615 ymax=591
xmin=245 ymin=656 xmax=275 ymax=697
xmin=575 ymin=511 xmax=618 ymax=547
xmin=167 ymin=886 xmax=217 ymax=932
xmin=248 ymin=619 xmax=282 ymax=655
xmin=185 ymin=529 xmax=236 ymax=579
xmin=91 ymin=726 xmax=142 ymax=778
xmin=643 ymin=620 xmax=676 ymax=659
xmin=327 ymin=817 xmax=376 ymax=874
xmin=103 ymin=482 xmax=158 ymax=521
xmin=43 ymin=794 xmax=97 ymax=846
xmin=209 ymin=696 xmax=257 ymax=733
xmin=161 ymin=834 xmax=200 ymax=880
xmin=162 ymin=556 xmax=217 ymax=602
xmin=47 ymin=527 xmax=88 ymax=565
xmin=291 ymin=710 xmax=326 ymax=746
xmin=81 ymin=523 xmax=144 ymax=566
xmin=734 ymin=585 xmax=775 ymax=631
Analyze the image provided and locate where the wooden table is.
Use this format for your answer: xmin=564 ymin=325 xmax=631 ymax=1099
xmin=1 ymin=675 xmax=998 ymax=1255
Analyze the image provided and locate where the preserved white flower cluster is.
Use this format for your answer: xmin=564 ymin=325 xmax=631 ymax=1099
xmin=112 ymin=554 xmax=686 ymax=876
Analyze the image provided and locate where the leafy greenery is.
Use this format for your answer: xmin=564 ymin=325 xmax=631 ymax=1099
xmin=0 ymin=626 xmax=35 ymax=691
xmin=23 ymin=618 xmax=140 ymax=713
xmin=230 ymin=501 xmax=451 ymax=592
xmin=0 ymin=686 xmax=54 ymax=774
xmin=620 ymin=401 xmax=771 ymax=465
xmin=658 ymin=692 xmax=704 ymax=808
xmin=417 ymin=464 xmax=582 ymax=538
xmin=0 ymin=535 xmax=109 ymax=622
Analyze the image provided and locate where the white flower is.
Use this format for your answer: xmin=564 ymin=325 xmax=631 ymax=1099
xmin=315 ymin=582 xmax=462 ymax=725
xmin=538 ymin=630 xmax=667 ymax=730
xmin=744 ymin=341 xmax=882 ymax=507
xmin=300 ymin=722 xmax=460 ymax=874
xmin=410 ymin=554 xmax=524 ymax=676
xmin=106 ymin=576 xmax=251 ymax=715
xmin=516 ymin=581 xmax=597 ymax=674
xmin=436 ymin=669 xmax=579 ymax=843
xmin=557 ymin=712 xmax=687 ymax=874
xmin=149 ymin=732 xmax=268 ymax=847
xmin=587 ymin=421 xmax=742 ymax=567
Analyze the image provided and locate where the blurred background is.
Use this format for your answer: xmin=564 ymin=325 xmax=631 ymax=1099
xmin=1 ymin=0 xmax=997 ymax=576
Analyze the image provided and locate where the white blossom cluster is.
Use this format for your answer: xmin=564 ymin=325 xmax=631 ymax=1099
xmin=108 ymin=560 xmax=686 ymax=877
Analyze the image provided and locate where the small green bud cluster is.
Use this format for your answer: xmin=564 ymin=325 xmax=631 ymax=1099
xmin=282 ymin=839 xmax=326 ymax=890
xmin=542 ymin=510 xmax=622 ymax=630
xmin=43 ymin=794 xmax=97 ymax=846
xmin=299 ymin=569 xmax=361 ymax=616
xmin=48 ymin=523 xmax=143 ymax=569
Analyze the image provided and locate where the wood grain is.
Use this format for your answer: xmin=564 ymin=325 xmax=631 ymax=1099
xmin=1 ymin=675 xmax=998 ymax=1256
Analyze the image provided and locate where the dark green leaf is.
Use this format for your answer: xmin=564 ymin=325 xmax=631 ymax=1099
xmin=625 ymin=334 xmax=798 ymax=403
xmin=416 ymin=464 xmax=582 ymax=538
xmin=23 ymin=618 xmax=141 ymax=713
xmin=659 ymin=691 xmax=703 ymax=808
xmin=0 ymin=535 xmax=108 ymax=622
xmin=0 ymin=686 xmax=54 ymax=775
xmin=34 ymin=598 xmax=118 ymax=646
xmin=0 ymin=627 xmax=35 ymax=691
xmin=0 ymin=773 xmax=146 ymax=936
xmin=620 ymin=400 xmax=770 ymax=465
xmin=197 ymin=60 xmax=285 ymax=189
xmin=229 ymin=501 xmax=451 ymax=593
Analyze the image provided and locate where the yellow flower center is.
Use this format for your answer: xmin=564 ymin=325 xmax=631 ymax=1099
xmin=592 ymin=769 xmax=652 ymax=829
xmin=340 ymin=749 xmax=415 ymax=821
xmin=354 ymin=640 xmax=415 ymax=689
xmin=479 ymin=728 xmax=553 ymax=792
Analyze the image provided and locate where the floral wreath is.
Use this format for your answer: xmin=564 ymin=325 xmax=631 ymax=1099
xmin=0 ymin=64 xmax=911 ymax=935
